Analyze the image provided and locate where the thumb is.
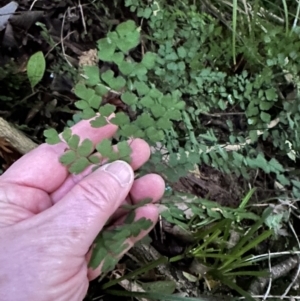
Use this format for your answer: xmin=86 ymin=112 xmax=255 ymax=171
xmin=42 ymin=160 xmax=134 ymax=254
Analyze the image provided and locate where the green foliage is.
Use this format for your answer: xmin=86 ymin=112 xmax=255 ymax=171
xmin=123 ymin=0 xmax=300 ymax=191
xmin=42 ymin=0 xmax=300 ymax=287
xmin=89 ymin=212 xmax=153 ymax=273
xmin=43 ymin=127 xmax=133 ymax=174
xmin=96 ymin=139 xmax=132 ymax=163
xmin=189 ymin=210 xmax=273 ymax=300
xmin=71 ymin=21 xmax=187 ymax=153
xmin=44 ymin=19 xmax=190 ymax=275
xmin=161 ymin=189 xmax=260 ymax=230
xmin=105 ymin=290 xmax=229 ymax=301
xmin=98 ymin=20 xmax=140 ymax=60
xmin=27 ymin=51 xmax=46 ymax=89
xmin=159 ymin=189 xmax=276 ymax=299
xmin=44 ymin=128 xmax=61 ymax=145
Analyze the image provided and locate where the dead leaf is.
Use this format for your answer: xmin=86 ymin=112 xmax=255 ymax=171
xmin=78 ymin=49 xmax=98 ymax=66
xmin=2 ymin=21 xmax=17 ymax=48
xmin=0 ymin=1 xmax=18 ymax=31
xmin=10 ymin=11 xmax=44 ymax=31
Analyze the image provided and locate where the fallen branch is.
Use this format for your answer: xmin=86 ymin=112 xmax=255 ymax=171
xmin=0 ymin=117 xmax=37 ymax=155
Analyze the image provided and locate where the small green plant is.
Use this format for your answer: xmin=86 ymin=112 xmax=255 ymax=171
xmin=189 ymin=215 xmax=273 ymax=301
xmin=89 ymin=213 xmax=153 ymax=272
xmin=27 ymin=51 xmax=46 ymax=89
xmin=44 ymin=19 xmax=189 ymax=272
xmin=161 ymin=188 xmax=260 ymax=230
xmin=161 ymin=190 xmax=274 ymax=300
xmin=0 ymin=62 xmax=30 ymax=105
xmin=42 ymin=1 xmax=300 ymax=296
xmin=45 ymin=20 xmax=190 ymax=180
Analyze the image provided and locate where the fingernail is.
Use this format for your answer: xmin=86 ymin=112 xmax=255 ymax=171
xmin=102 ymin=160 xmax=133 ymax=187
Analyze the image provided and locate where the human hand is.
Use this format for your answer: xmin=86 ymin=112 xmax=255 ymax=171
xmin=0 ymin=119 xmax=165 ymax=301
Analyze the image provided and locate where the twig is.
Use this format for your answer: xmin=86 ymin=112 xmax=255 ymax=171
xmin=202 ymin=0 xmax=230 ymax=21
xmin=248 ymin=256 xmax=299 ymax=295
xmin=45 ymin=31 xmax=76 ymax=58
xmin=29 ymin=0 xmax=38 ymax=10
xmin=61 ymin=9 xmax=73 ymax=67
xmin=239 ymin=296 xmax=300 ymax=299
xmin=241 ymin=0 xmax=251 ymax=33
xmin=258 ymin=7 xmax=284 ymax=24
xmin=78 ymin=0 xmax=87 ymax=35
xmin=262 ymin=251 xmax=272 ymax=300
xmin=201 ymin=111 xmax=245 ymax=117
xmin=0 ymin=117 xmax=37 ymax=154
xmin=280 ymin=221 xmax=300 ymax=298
xmin=247 ymin=251 xmax=300 ymax=262
xmin=292 ymin=0 xmax=300 ymax=31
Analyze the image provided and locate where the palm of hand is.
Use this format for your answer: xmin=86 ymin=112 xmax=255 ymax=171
xmin=0 ymin=120 xmax=164 ymax=301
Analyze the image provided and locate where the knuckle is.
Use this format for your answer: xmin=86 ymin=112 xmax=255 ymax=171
xmin=76 ymin=179 xmax=114 ymax=210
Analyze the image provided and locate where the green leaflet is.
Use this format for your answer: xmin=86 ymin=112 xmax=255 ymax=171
xmin=89 ymin=216 xmax=153 ymax=272
xmin=27 ymin=51 xmax=46 ymax=89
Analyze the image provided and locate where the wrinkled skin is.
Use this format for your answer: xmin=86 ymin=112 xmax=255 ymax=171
xmin=0 ymin=119 xmax=165 ymax=301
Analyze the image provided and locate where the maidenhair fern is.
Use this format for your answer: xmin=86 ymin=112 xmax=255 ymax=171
xmin=44 ymin=1 xmax=300 ymax=271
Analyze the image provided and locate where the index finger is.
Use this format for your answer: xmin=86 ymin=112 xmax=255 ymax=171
xmin=1 ymin=119 xmax=118 ymax=193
